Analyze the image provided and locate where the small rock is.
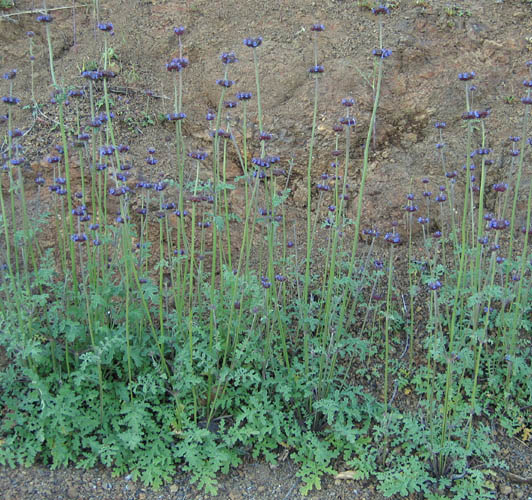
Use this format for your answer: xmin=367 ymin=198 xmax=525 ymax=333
xmin=500 ymin=485 xmax=512 ymax=495
xmin=170 ymin=484 xmax=179 ymax=493
xmin=67 ymin=485 xmax=79 ymax=498
xmin=257 ymin=486 xmax=266 ymax=493
xmin=228 ymin=489 xmax=243 ymax=500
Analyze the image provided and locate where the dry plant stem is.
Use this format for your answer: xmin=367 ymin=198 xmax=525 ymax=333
xmin=0 ymin=4 xmax=88 ymax=19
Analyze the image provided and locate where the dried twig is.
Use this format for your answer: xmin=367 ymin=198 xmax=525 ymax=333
xmin=0 ymin=4 xmax=88 ymax=20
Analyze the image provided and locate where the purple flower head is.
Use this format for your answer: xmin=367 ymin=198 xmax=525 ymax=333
xmin=309 ymin=65 xmax=324 ymax=74
xmin=146 ymin=157 xmax=158 ymax=165
xmin=372 ymin=48 xmax=392 ymax=58
xmin=489 ymin=219 xmax=510 ymax=230
xmin=71 ymin=233 xmax=88 ymax=243
xmin=341 ymin=97 xmax=355 ymax=107
xmin=418 ymin=216 xmax=429 ymax=224
xmin=71 ymin=205 xmax=87 ymax=217
xmin=287 ymin=240 xmax=294 ymax=248
xmin=372 ymin=5 xmax=390 ymax=15
xmin=166 ymin=57 xmax=189 ymax=71
xmin=224 ymin=101 xmax=237 ymax=109
xmin=339 ymin=117 xmax=356 ymax=126
xmin=216 ymin=79 xmax=235 ymax=88
xmin=433 ymin=230 xmax=442 ymax=238
xmin=115 ymin=172 xmax=128 ymax=182
xmin=471 ymin=147 xmax=492 ymax=156
xmin=521 ymin=97 xmax=532 ymax=105
xmin=174 ymin=26 xmax=186 ymax=36
xmin=252 ymin=157 xmax=270 ymax=168
xmin=435 ymin=121 xmax=446 ymax=129
xmin=210 ymin=129 xmax=231 ymax=139
xmin=100 ymin=145 xmax=115 ymax=156
xmin=310 ymin=24 xmax=325 ymax=32
xmin=435 ymin=194 xmax=447 ymax=202
xmin=244 ymin=37 xmax=262 ymax=48
xmin=27 ymin=31 xmax=35 ymax=37
xmin=82 ymin=70 xmax=102 ymax=81
xmin=259 ymin=132 xmax=272 ymax=141
xmin=88 ymin=118 xmax=102 ymax=128
xmin=236 ymin=92 xmax=252 ymax=100
xmin=406 ymin=193 xmax=414 ymax=201
xmin=462 ymin=108 xmax=491 ymax=120
xmin=509 ymin=136 xmax=521 ymax=142
xmin=333 ymin=124 xmax=344 ymax=133
xmin=2 ymin=96 xmax=20 ymax=105
xmin=428 ymin=280 xmax=442 ymax=291
xmin=445 ymin=170 xmax=457 ymax=179
xmin=493 ymin=183 xmax=508 ymax=192
xmin=458 ymin=71 xmax=475 ymax=81
xmin=68 ymin=89 xmax=84 ymax=98
xmin=47 ymin=155 xmax=60 ymax=164
xmin=2 ymin=70 xmax=17 ymax=80
xmin=166 ymin=112 xmax=186 ymax=121
xmin=220 ymin=52 xmax=238 ymax=64
xmin=363 ymin=229 xmax=380 ymax=238
xmin=188 ymin=151 xmax=208 ymax=161
xmin=98 ymin=22 xmax=114 ymax=33
xmin=523 ymin=80 xmax=532 ymax=88
xmin=36 ymin=14 xmax=53 ymax=22
xmin=384 ymin=232 xmax=401 ymax=244
xmin=404 ymin=205 xmax=418 ymax=213
xmin=8 ymin=128 xmax=23 ymax=138
xmin=34 ymin=176 xmax=45 ymax=186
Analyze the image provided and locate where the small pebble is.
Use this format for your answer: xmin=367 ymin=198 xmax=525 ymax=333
xmin=500 ymin=485 xmax=512 ymax=495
